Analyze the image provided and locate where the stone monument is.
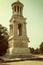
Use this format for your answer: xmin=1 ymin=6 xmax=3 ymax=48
xmin=8 ymin=0 xmax=30 ymax=58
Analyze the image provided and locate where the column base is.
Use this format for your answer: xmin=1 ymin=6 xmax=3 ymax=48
xmin=4 ymin=47 xmax=31 ymax=58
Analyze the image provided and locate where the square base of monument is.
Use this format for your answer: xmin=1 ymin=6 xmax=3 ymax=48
xmin=1 ymin=48 xmax=35 ymax=62
xmin=8 ymin=48 xmax=31 ymax=58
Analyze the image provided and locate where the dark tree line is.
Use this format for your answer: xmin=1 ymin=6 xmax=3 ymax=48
xmin=0 ymin=24 xmax=9 ymax=56
xmin=40 ymin=42 xmax=43 ymax=54
xmin=29 ymin=42 xmax=43 ymax=54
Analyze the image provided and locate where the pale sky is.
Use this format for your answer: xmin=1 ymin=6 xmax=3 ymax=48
xmin=0 ymin=0 xmax=43 ymax=49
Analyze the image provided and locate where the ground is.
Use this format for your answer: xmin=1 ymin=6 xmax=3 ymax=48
xmin=0 ymin=54 xmax=43 ymax=65
xmin=0 ymin=60 xmax=43 ymax=65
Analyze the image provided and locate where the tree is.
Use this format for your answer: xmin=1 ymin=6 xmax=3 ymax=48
xmin=0 ymin=24 xmax=9 ymax=56
xmin=39 ymin=42 xmax=43 ymax=54
xmin=29 ymin=47 xmax=34 ymax=54
xmin=33 ymin=48 xmax=40 ymax=54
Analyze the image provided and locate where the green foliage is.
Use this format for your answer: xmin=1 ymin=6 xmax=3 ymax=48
xmin=29 ymin=47 xmax=34 ymax=54
xmin=0 ymin=24 xmax=9 ymax=56
xmin=29 ymin=47 xmax=40 ymax=54
xmin=40 ymin=42 xmax=43 ymax=54
xmin=0 ymin=24 xmax=9 ymax=40
xmin=29 ymin=42 xmax=43 ymax=54
xmin=33 ymin=48 xmax=40 ymax=54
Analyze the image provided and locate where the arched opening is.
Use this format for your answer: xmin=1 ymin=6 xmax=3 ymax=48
xmin=17 ymin=6 xmax=19 ymax=13
xmin=17 ymin=24 xmax=22 ymax=36
xmin=14 ymin=6 xmax=16 ymax=12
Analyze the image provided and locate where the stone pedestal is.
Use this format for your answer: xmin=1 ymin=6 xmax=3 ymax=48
xmin=8 ymin=48 xmax=30 ymax=57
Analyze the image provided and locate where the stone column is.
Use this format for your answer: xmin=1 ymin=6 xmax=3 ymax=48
xmin=13 ymin=22 xmax=17 ymax=36
xmin=16 ymin=6 xmax=17 ymax=13
xmin=19 ymin=6 xmax=20 ymax=14
xmin=22 ymin=23 xmax=27 ymax=36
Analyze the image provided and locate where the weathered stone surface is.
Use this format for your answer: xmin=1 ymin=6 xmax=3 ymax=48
xmin=6 ymin=0 xmax=30 ymax=59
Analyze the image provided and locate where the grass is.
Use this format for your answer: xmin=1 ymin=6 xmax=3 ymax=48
xmin=0 ymin=54 xmax=43 ymax=65
xmin=0 ymin=60 xmax=43 ymax=65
